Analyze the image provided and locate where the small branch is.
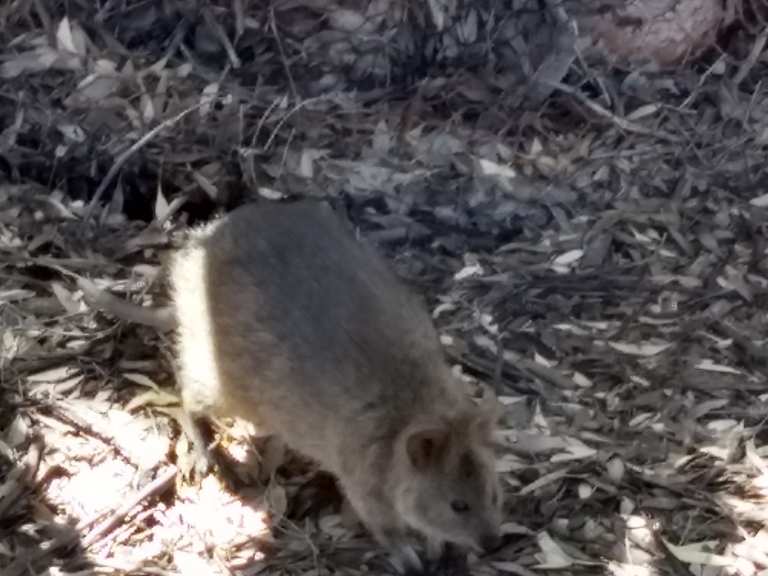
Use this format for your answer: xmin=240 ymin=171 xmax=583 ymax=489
xmin=77 ymin=277 xmax=178 ymax=332
xmin=502 ymin=349 xmax=578 ymax=391
xmin=82 ymin=466 xmax=177 ymax=548
xmin=270 ymin=7 xmax=298 ymax=102
xmin=733 ymin=24 xmax=768 ymax=86
xmin=547 ymin=81 xmax=681 ymax=143
xmin=83 ymin=102 xmax=207 ymax=223
xmin=264 ymin=94 xmax=329 ymax=151
xmin=202 ymin=5 xmax=242 ymax=69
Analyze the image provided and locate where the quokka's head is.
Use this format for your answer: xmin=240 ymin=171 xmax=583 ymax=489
xmin=392 ymin=393 xmax=504 ymax=554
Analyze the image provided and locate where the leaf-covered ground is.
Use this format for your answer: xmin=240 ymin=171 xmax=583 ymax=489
xmin=1 ymin=2 xmax=768 ymax=576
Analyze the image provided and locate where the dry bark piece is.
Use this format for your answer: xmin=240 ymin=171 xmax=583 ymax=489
xmin=579 ymin=0 xmax=731 ymax=68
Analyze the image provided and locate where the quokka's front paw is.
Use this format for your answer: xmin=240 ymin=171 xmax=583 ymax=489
xmin=387 ymin=543 xmax=424 ymax=576
xmin=425 ymin=545 xmax=469 ymax=576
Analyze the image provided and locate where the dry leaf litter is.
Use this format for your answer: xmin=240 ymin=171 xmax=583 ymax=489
xmin=1 ymin=1 xmax=768 ymax=576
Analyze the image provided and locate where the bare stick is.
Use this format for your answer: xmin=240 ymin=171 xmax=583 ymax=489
xmin=77 ymin=277 xmax=178 ymax=332
xmin=82 ymin=466 xmax=177 ymax=548
xmin=203 ymin=5 xmax=242 ymax=69
xmin=270 ymin=7 xmax=298 ymax=101
xmin=83 ymin=102 xmax=208 ymax=223
xmin=546 ymin=81 xmax=681 ymax=143
xmin=734 ymin=24 xmax=768 ymax=86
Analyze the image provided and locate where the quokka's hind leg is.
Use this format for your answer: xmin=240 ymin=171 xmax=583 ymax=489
xmin=256 ymin=434 xmax=286 ymax=484
xmin=172 ymin=358 xmax=224 ymax=480
xmin=177 ymin=407 xmax=216 ymax=479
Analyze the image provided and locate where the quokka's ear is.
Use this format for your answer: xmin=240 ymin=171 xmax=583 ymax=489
xmin=405 ymin=421 xmax=450 ymax=471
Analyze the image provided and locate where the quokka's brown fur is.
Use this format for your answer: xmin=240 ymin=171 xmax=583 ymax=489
xmin=168 ymin=200 xmax=503 ymax=570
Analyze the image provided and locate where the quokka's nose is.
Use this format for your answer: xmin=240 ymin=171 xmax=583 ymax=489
xmin=480 ymin=531 xmax=502 ymax=551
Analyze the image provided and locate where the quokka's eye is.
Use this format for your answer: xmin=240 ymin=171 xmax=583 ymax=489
xmin=451 ymin=499 xmax=470 ymax=513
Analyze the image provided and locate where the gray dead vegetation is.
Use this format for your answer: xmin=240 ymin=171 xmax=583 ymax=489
xmin=1 ymin=1 xmax=768 ymax=575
